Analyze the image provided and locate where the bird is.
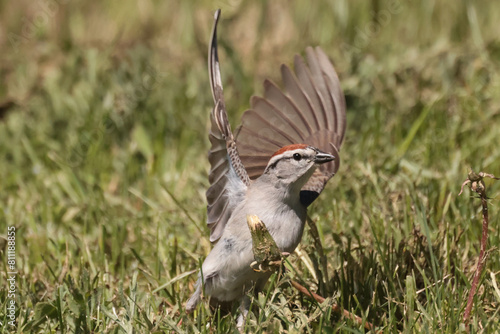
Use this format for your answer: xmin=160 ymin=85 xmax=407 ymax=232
xmin=186 ymin=9 xmax=346 ymax=324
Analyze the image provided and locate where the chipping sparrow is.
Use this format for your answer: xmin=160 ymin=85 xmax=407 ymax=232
xmin=186 ymin=9 xmax=346 ymax=324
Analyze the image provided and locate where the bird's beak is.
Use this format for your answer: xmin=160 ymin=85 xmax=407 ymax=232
xmin=314 ymin=151 xmax=335 ymax=164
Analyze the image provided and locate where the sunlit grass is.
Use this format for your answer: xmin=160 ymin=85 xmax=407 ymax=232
xmin=1 ymin=0 xmax=500 ymax=332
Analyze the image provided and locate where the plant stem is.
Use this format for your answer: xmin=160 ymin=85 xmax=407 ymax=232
xmin=463 ymin=195 xmax=489 ymax=324
xmin=460 ymin=170 xmax=498 ymax=326
xmin=290 ymin=280 xmax=377 ymax=331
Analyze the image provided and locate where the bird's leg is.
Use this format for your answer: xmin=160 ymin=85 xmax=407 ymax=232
xmin=236 ymin=295 xmax=251 ymax=331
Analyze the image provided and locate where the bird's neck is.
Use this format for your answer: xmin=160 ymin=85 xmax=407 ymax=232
xmin=254 ymin=172 xmax=308 ymax=205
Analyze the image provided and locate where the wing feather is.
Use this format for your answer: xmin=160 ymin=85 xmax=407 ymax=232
xmin=206 ymin=10 xmax=249 ymax=242
xmin=236 ymin=46 xmax=346 ymax=206
xmin=281 ymin=65 xmax=319 ymax=132
xmin=314 ymin=47 xmax=346 ymax=146
xmin=294 ymin=54 xmax=328 ymax=128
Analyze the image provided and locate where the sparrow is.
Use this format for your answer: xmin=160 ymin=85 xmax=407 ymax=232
xmin=186 ymin=9 xmax=346 ymax=325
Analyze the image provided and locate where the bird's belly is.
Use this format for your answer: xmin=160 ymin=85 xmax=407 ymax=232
xmin=205 ymin=199 xmax=307 ymax=301
xmin=246 ymin=202 xmax=306 ymax=254
xmin=204 ymin=240 xmax=264 ymax=301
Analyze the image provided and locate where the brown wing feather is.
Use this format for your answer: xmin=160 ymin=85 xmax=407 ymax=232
xmin=313 ymin=47 xmax=346 ymax=146
xmin=236 ymin=47 xmax=346 ymax=206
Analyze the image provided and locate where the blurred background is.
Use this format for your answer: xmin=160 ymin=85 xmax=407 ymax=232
xmin=1 ymin=0 xmax=500 ymax=332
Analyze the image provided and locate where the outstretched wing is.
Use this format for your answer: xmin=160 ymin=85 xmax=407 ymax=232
xmin=236 ymin=47 xmax=346 ymax=206
xmin=206 ymin=9 xmax=250 ymax=243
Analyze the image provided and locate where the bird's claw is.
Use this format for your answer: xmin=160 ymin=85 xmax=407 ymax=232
xmin=250 ymin=252 xmax=290 ymax=272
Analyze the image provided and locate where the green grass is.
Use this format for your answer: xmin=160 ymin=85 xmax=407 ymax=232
xmin=1 ymin=0 xmax=500 ymax=332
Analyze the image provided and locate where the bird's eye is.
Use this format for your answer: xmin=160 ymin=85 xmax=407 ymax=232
xmin=293 ymin=153 xmax=302 ymax=161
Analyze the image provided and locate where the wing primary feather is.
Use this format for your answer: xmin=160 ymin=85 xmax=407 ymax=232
xmin=293 ymin=54 xmax=324 ymax=130
xmin=245 ymin=100 xmax=302 ymax=143
xmin=262 ymin=80 xmax=309 ymax=139
xmin=209 ymin=9 xmax=224 ymax=105
xmin=238 ymin=125 xmax=284 ymax=148
xmin=314 ymin=47 xmax=346 ymax=146
xmin=281 ymin=64 xmax=317 ymax=133
xmin=302 ymin=48 xmax=333 ymax=130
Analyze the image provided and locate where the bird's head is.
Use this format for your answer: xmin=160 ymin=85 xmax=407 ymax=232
xmin=263 ymin=144 xmax=335 ymax=188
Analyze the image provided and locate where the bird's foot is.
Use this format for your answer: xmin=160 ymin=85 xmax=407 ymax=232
xmin=250 ymin=252 xmax=289 ymax=272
